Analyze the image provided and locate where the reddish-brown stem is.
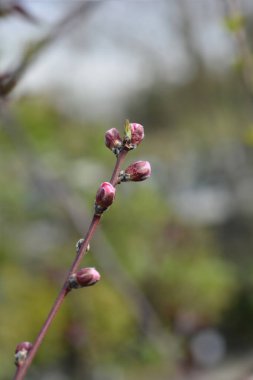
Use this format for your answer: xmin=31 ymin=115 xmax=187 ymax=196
xmin=110 ymin=149 xmax=128 ymax=186
xmin=13 ymin=149 xmax=127 ymax=380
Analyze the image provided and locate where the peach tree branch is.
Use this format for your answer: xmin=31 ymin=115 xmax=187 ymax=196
xmin=13 ymin=121 xmax=151 ymax=380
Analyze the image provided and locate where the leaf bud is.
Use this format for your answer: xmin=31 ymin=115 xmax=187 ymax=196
xmin=75 ymin=239 xmax=90 ymax=254
xmin=68 ymin=267 xmax=101 ymax=289
xmin=14 ymin=341 xmax=33 ymax=367
xmin=105 ymin=128 xmax=123 ymax=155
xmin=95 ymin=182 xmax=116 ymax=214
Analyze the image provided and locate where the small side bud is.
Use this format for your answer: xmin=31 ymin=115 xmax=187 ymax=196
xmin=95 ymin=182 xmax=116 ymax=214
xmin=124 ymin=121 xmax=144 ymax=150
xmin=75 ymin=238 xmax=84 ymax=253
xmin=120 ymin=161 xmax=151 ymax=182
xmin=105 ymin=128 xmax=123 ymax=155
xmin=14 ymin=342 xmax=33 ymax=367
xmin=75 ymin=239 xmax=90 ymax=254
xmin=68 ymin=267 xmax=101 ymax=289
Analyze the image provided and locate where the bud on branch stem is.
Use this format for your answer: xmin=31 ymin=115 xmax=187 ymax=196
xmin=68 ymin=267 xmax=101 ymax=289
xmin=14 ymin=342 xmax=33 ymax=368
xmin=95 ymin=182 xmax=116 ymax=215
xmin=105 ymin=128 xmax=123 ymax=155
xmin=119 ymin=161 xmax=151 ymax=183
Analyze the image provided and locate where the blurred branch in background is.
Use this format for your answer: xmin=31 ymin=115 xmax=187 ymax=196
xmin=0 ymin=1 xmax=39 ymax=24
xmin=0 ymin=0 xmax=98 ymax=98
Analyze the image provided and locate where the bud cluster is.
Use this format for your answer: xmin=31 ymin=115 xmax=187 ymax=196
xmin=99 ymin=122 xmax=151 ymax=214
xmin=105 ymin=120 xmax=144 ymax=156
xmin=14 ymin=342 xmax=33 ymax=367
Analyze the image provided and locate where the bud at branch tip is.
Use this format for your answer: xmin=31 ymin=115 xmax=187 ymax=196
xmin=105 ymin=128 xmax=123 ymax=156
xmin=123 ymin=120 xmax=144 ymax=150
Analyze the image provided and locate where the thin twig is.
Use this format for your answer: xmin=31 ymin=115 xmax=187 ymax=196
xmin=13 ymin=149 xmax=128 ymax=380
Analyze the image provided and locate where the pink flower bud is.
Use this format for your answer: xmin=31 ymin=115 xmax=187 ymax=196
xmin=122 ymin=161 xmax=151 ymax=182
xmin=130 ymin=123 xmax=144 ymax=146
xmin=105 ymin=128 xmax=123 ymax=155
xmin=69 ymin=267 xmax=101 ymax=289
xmin=95 ymin=182 xmax=116 ymax=214
xmin=124 ymin=122 xmax=144 ymax=150
xmin=15 ymin=341 xmax=33 ymax=367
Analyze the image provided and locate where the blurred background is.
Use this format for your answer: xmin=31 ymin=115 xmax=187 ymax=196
xmin=1 ymin=0 xmax=253 ymax=379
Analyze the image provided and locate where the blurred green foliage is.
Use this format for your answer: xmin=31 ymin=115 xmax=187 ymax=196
xmin=224 ymin=14 xmax=245 ymax=33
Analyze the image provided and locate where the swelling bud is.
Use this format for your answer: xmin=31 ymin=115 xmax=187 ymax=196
xmin=130 ymin=123 xmax=144 ymax=147
xmin=124 ymin=121 xmax=144 ymax=150
xmin=15 ymin=342 xmax=33 ymax=367
xmin=68 ymin=267 xmax=101 ymax=289
xmin=105 ymin=128 xmax=123 ymax=155
xmin=120 ymin=161 xmax=151 ymax=182
xmin=95 ymin=182 xmax=116 ymax=214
